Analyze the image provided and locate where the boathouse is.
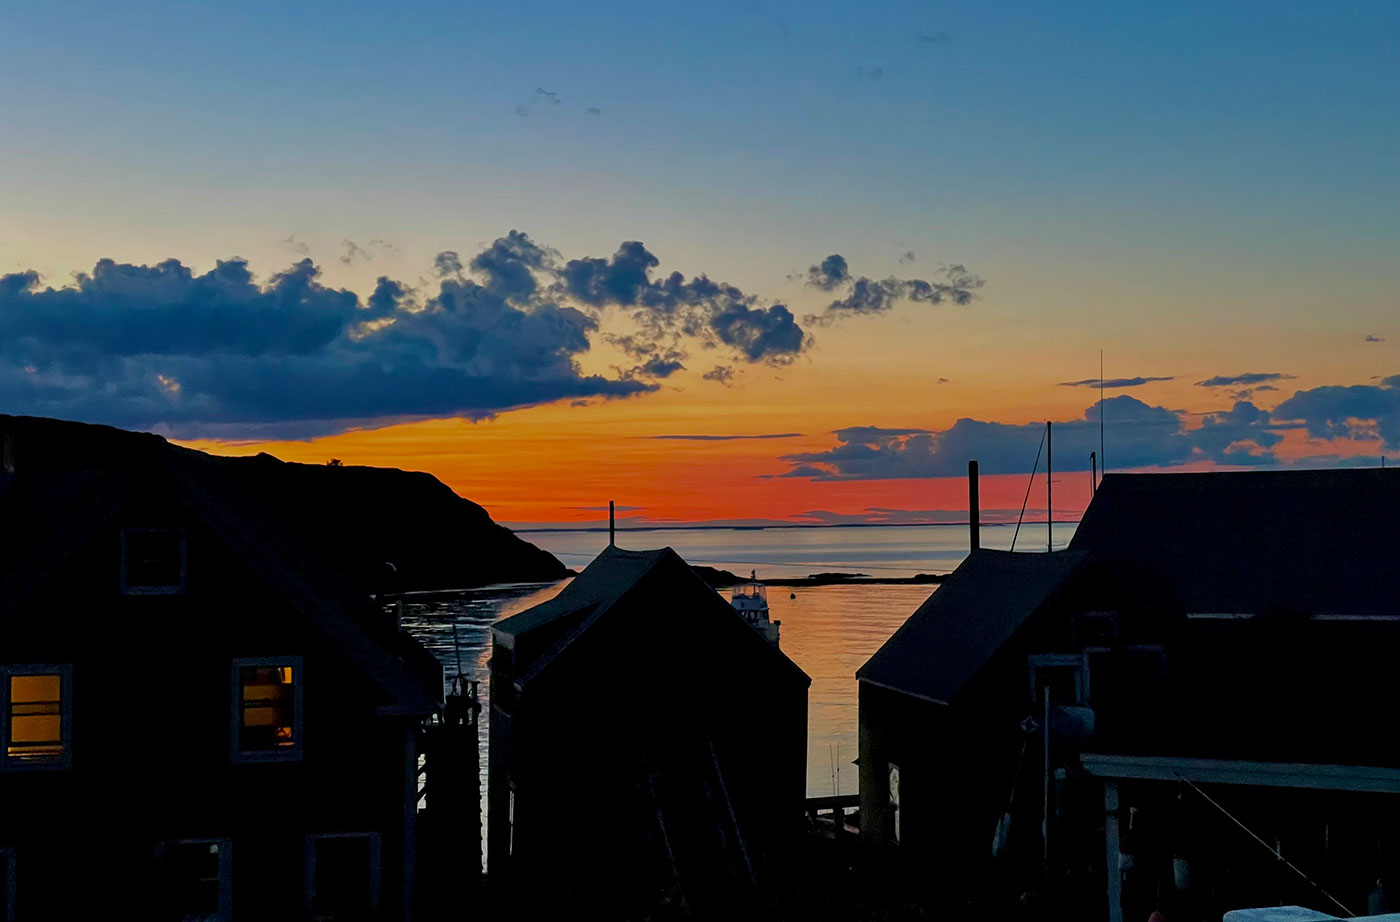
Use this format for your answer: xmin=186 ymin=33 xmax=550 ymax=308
xmin=488 ymin=544 xmax=810 ymax=914
xmin=858 ymin=468 xmax=1400 ymax=920
xmin=0 ymin=416 xmax=447 ymax=921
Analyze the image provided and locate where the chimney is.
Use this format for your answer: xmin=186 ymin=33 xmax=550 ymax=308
xmin=968 ymin=459 xmax=980 ymax=552
xmin=608 ymin=500 xmax=615 ymax=547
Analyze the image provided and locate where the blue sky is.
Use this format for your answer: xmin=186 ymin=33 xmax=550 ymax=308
xmin=2 ymin=0 xmax=1399 ymax=522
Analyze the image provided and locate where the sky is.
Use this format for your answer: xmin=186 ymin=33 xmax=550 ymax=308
xmin=2 ymin=0 xmax=1398 ymax=526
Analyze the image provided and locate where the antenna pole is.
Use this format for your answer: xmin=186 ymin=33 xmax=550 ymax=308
xmin=1099 ymin=350 xmax=1105 ymax=482
xmin=1090 ymin=451 xmax=1097 ymax=496
xmin=609 ymin=500 xmax=615 ymax=547
xmin=1046 ymin=421 xmax=1053 ymax=553
xmin=968 ymin=459 xmax=981 ymax=551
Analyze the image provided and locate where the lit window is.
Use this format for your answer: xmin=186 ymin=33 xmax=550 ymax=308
xmin=154 ymin=839 xmax=231 ymax=922
xmin=1 ymin=666 xmax=72 ymax=770
xmin=121 ymin=528 xmax=186 ymax=595
xmin=305 ymin=833 xmax=380 ymax=921
xmin=231 ymin=658 xmax=302 ymax=762
xmin=0 ymin=847 xmax=13 ymax=922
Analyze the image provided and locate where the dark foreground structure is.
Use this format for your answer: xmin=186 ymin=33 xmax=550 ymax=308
xmin=859 ymin=468 xmax=1400 ymax=921
xmin=0 ymin=419 xmax=467 ymax=921
xmin=489 ymin=545 xmax=810 ymax=917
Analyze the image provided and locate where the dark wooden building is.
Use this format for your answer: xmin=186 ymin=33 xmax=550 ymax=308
xmin=859 ymin=468 xmax=1400 ymax=920
xmin=0 ymin=420 xmax=446 ymax=920
xmin=488 ymin=545 xmax=809 ymax=916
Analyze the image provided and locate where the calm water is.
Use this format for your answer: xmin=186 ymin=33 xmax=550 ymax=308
xmin=398 ymin=522 xmax=1079 ymax=864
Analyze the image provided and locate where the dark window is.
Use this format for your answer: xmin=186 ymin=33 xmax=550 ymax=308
xmin=121 ymin=528 xmax=186 ymax=595
xmin=306 ymin=834 xmax=380 ymax=921
xmin=2 ymin=666 xmax=72 ymax=770
xmin=231 ymin=659 xmax=302 ymax=762
xmin=154 ymin=839 xmax=231 ymax=922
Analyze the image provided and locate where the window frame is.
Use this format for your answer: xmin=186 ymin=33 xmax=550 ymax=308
xmin=0 ymin=847 xmax=14 ymax=922
xmin=1027 ymin=652 xmax=1090 ymax=706
xmin=304 ymin=832 xmax=381 ymax=920
xmin=153 ymin=837 xmax=232 ymax=922
xmin=120 ymin=527 xmax=187 ymax=596
xmin=0 ymin=664 xmax=74 ymax=772
xmin=230 ymin=656 xmax=303 ymax=764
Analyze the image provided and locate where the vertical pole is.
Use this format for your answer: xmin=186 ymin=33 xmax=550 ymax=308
xmin=1100 ymin=349 xmax=1106 ymax=477
xmin=1046 ymin=422 xmax=1053 ymax=553
xmin=1091 ymin=451 xmax=1097 ymax=496
xmin=968 ymin=459 xmax=980 ymax=552
xmin=1105 ymin=781 xmax=1123 ymax=922
xmin=609 ymin=500 xmax=615 ymax=547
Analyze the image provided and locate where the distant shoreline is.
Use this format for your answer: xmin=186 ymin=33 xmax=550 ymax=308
xmin=513 ymin=520 xmax=1078 ymax=534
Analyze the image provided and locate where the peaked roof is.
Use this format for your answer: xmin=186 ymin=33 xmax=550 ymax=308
xmin=857 ymin=549 xmax=1090 ymax=704
xmin=496 ymin=544 xmax=810 ymax=690
xmin=1071 ymin=468 xmax=1400 ymax=616
xmin=0 ymin=423 xmax=443 ymax=714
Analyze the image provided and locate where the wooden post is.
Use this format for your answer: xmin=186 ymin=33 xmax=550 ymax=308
xmin=1105 ymin=781 xmax=1122 ymax=922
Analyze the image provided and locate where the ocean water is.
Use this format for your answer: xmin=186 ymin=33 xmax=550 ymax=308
xmin=397 ymin=522 xmax=1079 ymax=865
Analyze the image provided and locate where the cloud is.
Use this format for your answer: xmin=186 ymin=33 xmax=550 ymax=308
xmin=702 ymin=365 xmax=735 ymax=386
xmin=808 ymin=256 xmax=984 ymax=321
xmin=1272 ymin=378 xmax=1400 ymax=448
xmin=857 ymin=65 xmax=885 ymax=81
xmin=918 ymin=32 xmax=951 ymax=45
xmin=1059 ymin=376 xmax=1174 ymax=388
xmin=515 ymin=87 xmax=563 ymax=116
xmin=339 ymin=238 xmax=370 ymax=265
xmin=937 ymin=377 xmax=950 ymax=384
xmin=585 ymin=107 xmax=602 ymax=117
xmin=1196 ymin=372 xmax=1295 ymax=388
xmin=282 ymin=235 xmax=311 ymax=256
xmin=899 ymin=250 xmax=916 ymax=264
xmin=0 ymin=250 xmax=649 ymax=439
xmin=648 ymin=433 xmax=803 ymax=441
xmin=1365 ymin=334 xmax=1385 ymax=343
xmin=1 ymin=234 xmax=975 ymax=439
xmin=777 ymin=395 xmax=1283 ymax=480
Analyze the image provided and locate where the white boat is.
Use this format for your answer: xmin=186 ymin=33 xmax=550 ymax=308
xmin=730 ymin=570 xmax=781 ymax=648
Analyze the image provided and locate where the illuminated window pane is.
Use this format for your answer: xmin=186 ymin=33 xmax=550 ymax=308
xmin=7 ymin=673 xmax=64 ymax=763
xmin=239 ymin=666 xmax=296 ymax=751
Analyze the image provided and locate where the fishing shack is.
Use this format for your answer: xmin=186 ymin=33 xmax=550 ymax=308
xmin=0 ymin=415 xmax=451 ymax=921
xmin=488 ymin=544 xmax=810 ymax=915
xmin=858 ymin=468 xmax=1400 ymax=920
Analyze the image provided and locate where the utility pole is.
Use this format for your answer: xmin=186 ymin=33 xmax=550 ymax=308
xmin=1046 ymin=422 xmax=1053 ymax=553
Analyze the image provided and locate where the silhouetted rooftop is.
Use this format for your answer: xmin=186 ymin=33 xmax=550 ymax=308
xmin=857 ymin=548 xmax=1090 ymax=704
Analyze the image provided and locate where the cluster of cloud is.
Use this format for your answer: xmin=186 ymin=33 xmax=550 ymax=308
xmin=514 ymin=87 xmax=602 ymax=118
xmin=0 ymin=234 xmax=976 ymax=440
xmin=774 ymin=380 xmax=1400 ymax=481
xmin=801 ymin=253 xmax=984 ymax=320
xmin=1059 ymin=375 xmax=1174 ymax=389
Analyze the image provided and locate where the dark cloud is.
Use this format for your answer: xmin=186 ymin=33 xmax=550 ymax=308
xmin=468 ymin=230 xmax=556 ymax=301
xmin=899 ymin=250 xmax=916 ymax=265
xmin=808 ymin=257 xmax=984 ymax=321
xmin=0 ymin=254 xmax=651 ymax=439
xmin=282 ymin=235 xmax=311 ymax=256
xmin=1365 ymin=334 xmax=1385 ymax=343
xmin=937 ymin=377 xmax=950 ymax=384
xmin=804 ymin=254 xmax=850 ymax=291
xmin=433 ymin=251 xmax=464 ymax=277
xmin=339 ymin=238 xmax=370 ymax=265
xmin=649 ymin=433 xmax=802 ymax=441
xmin=777 ymin=396 xmax=1283 ymax=480
xmin=1 ymin=234 xmax=965 ymax=438
xmin=918 ymin=32 xmax=951 ymax=45
xmin=368 ymin=238 xmax=401 ymax=255
xmin=702 ymin=365 xmax=735 ymax=386
xmin=585 ymin=107 xmax=602 ymax=117
xmin=1196 ymin=372 xmax=1295 ymax=387
xmin=857 ymin=65 xmax=885 ymax=81
xmin=1059 ymin=376 xmax=1174 ymax=389
xmin=1272 ymin=379 xmax=1400 ymax=448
